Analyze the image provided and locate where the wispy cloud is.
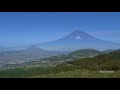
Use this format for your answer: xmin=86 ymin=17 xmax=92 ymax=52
xmin=54 ymin=32 xmax=70 ymax=36
xmin=52 ymin=46 xmax=65 ymax=48
xmin=88 ymin=31 xmax=120 ymax=43
xmin=89 ymin=31 xmax=120 ymax=36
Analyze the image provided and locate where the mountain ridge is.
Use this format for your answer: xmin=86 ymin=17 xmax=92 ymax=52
xmin=36 ymin=30 xmax=120 ymax=51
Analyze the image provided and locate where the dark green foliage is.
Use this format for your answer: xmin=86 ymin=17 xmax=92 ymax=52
xmin=69 ymin=49 xmax=101 ymax=58
xmin=67 ymin=50 xmax=120 ymax=71
xmin=0 ymin=67 xmax=51 ymax=78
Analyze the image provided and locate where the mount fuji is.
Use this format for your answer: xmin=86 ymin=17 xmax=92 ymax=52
xmin=36 ymin=30 xmax=120 ymax=51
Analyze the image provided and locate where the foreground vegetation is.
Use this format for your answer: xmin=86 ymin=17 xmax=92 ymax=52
xmin=29 ymin=70 xmax=120 ymax=78
xmin=0 ymin=49 xmax=120 ymax=78
xmin=0 ymin=66 xmax=120 ymax=78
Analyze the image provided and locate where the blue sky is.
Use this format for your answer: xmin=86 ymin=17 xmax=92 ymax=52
xmin=0 ymin=12 xmax=120 ymax=46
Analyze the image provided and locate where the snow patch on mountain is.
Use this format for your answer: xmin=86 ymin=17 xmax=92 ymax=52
xmin=75 ymin=36 xmax=82 ymax=40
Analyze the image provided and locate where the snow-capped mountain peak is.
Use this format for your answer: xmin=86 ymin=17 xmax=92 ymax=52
xmin=57 ymin=30 xmax=97 ymax=41
xmin=36 ymin=30 xmax=120 ymax=51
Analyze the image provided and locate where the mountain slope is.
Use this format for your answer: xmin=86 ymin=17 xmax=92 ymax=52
xmin=36 ymin=30 xmax=120 ymax=51
xmin=102 ymin=49 xmax=116 ymax=54
xmin=64 ymin=49 xmax=120 ymax=70
xmin=56 ymin=30 xmax=98 ymax=41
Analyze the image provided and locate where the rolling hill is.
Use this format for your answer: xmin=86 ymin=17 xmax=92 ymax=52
xmin=39 ymin=49 xmax=102 ymax=62
xmin=63 ymin=49 xmax=120 ymax=70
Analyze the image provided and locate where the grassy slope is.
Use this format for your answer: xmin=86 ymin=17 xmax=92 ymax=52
xmin=28 ymin=70 xmax=120 ymax=78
